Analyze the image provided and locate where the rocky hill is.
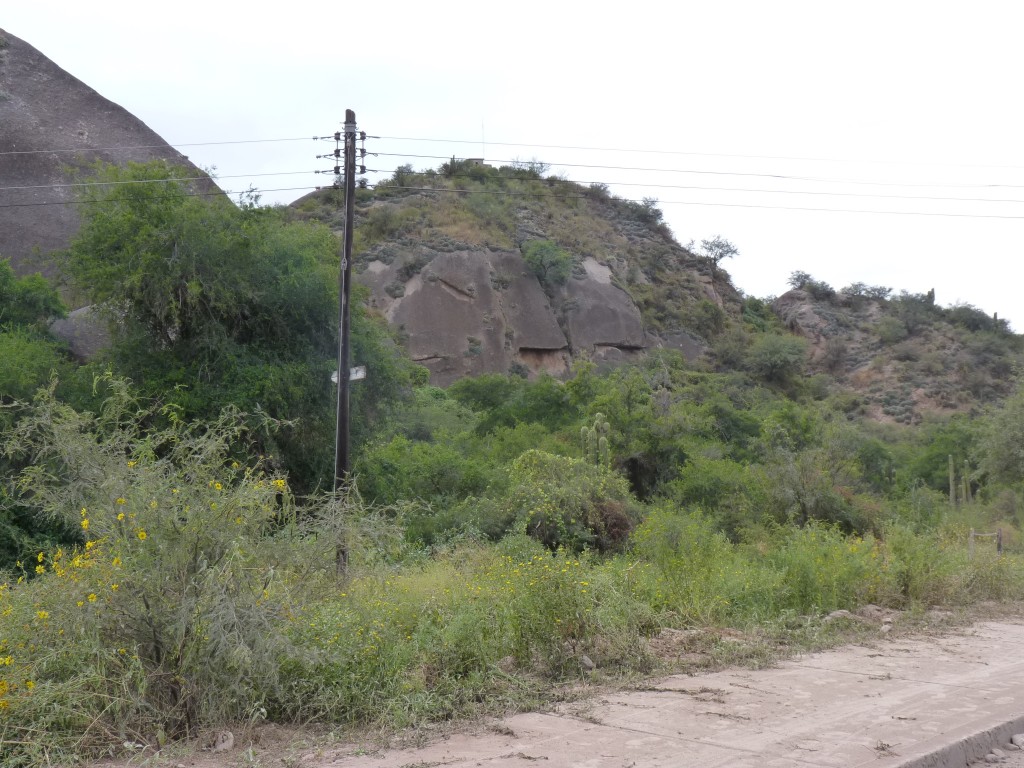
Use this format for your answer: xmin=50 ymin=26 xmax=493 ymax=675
xmin=1 ymin=31 xmax=1019 ymax=418
xmin=293 ymin=162 xmax=741 ymax=385
xmin=773 ymin=276 xmax=1021 ymax=422
xmin=0 ymin=28 xmax=212 ymax=275
xmin=294 ymin=167 xmax=1022 ymax=412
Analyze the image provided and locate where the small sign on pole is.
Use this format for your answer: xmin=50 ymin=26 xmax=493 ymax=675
xmin=331 ymin=366 xmax=366 ymax=384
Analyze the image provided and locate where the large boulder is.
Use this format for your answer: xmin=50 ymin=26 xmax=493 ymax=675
xmin=0 ymin=28 xmax=214 ymax=275
xmin=361 ymin=247 xmax=571 ymax=385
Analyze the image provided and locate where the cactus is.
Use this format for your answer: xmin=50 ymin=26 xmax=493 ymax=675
xmin=949 ymin=454 xmax=956 ymax=506
xmin=582 ymin=413 xmax=612 ymax=469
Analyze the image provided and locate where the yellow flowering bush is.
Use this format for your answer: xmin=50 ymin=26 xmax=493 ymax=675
xmin=0 ymin=383 xmax=322 ymax=765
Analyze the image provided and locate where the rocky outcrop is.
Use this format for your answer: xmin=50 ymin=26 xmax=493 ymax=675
xmin=360 ymin=248 xmax=571 ymax=385
xmin=565 ymin=258 xmax=646 ymax=357
xmin=48 ymin=305 xmax=110 ymax=362
xmin=356 ymin=238 xmax=710 ymax=384
xmin=0 ymin=29 xmax=214 ymax=275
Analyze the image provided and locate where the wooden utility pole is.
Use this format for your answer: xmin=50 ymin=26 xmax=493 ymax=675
xmin=334 ymin=109 xmax=357 ymax=572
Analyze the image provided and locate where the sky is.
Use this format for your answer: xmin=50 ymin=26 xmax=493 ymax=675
xmin=6 ymin=1 xmax=1024 ymax=329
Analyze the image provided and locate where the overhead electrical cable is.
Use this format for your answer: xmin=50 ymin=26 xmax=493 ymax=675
xmin=373 ymin=153 xmax=1024 ymax=190
xmin=367 ymin=184 xmax=1024 ymax=220
xmin=0 ymin=170 xmax=320 ymax=193
xmin=375 ymin=134 xmax=1024 ymax=172
xmin=0 ymin=186 xmax=322 ymax=209
xmin=11 ymin=162 xmax=1024 ymax=204
xmin=0 ymin=136 xmax=327 ymax=157
xmin=366 ymin=168 xmax=1024 ymax=205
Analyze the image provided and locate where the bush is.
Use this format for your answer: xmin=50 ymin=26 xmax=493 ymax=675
xmin=745 ymin=334 xmax=807 ymax=384
xmin=0 ymin=385 xmax=343 ymax=762
xmin=787 ymin=271 xmax=835 ymax=300
xmin=501 ymin=450 xmax=638 ymax=552
xmin=876 ymin=317 xmax=908 ymax=344
xmin=355 ymin=435 xmax=491 ymax=507
xmin=765 ymin=523 xmax=885 ymax=613
xmin=0 ymin=259 xmax=66 ymax=329
xmin=522 ymin=240 xmax=572 ymax=291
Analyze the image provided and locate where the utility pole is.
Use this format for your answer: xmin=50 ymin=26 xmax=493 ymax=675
xmin=334 ymin=109 xmax=357 ymax=572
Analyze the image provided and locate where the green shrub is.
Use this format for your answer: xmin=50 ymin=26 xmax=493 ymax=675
xmin=0 ymin=259 xmax=66 ymax=329
xmin=765 ymin=523 xmax=886 ymax=613
xmin=522 ymin=240 xmax=572 ymax=291
xmin=629 ymin=505 xmax=753 ymax=624
xmin=745 ymin=334 xmax=807 ymax=384
xmin=502 ymin=450 xmax=638 ymax=552
xmin=0 ymin=385 xmax=337 ymax=763
xmin=355 ymin=436 xmax=491 ymax=507
xmin=272 ymin=540 xmax=653 ymax=725
xmin=875 ymin=317 xmax=908 ymax=344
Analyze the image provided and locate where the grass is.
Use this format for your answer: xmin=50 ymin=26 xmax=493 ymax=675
xmin=2 ymin=389 xmax=1023 ymax=765
xmin=4 ymin=501 xmax=1022 ymax=766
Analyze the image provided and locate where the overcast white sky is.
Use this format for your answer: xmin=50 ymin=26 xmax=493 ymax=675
xmin=6 ymin=1 xmax=1024 ymax=329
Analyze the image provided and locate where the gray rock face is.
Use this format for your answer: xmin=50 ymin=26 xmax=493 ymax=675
xmin=49 ymin=305 xmax=110 ymax=362
xmin=361 ymin=248 xmax=572 ymax=385
xmin=0 ymin=29 xmax=214 ymax=275
xmin=357 ymin=243 xmax=714 ymax=384
xmin=564 ymin=265 xmax=646 ymax=354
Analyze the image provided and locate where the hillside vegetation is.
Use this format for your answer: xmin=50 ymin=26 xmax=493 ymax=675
xmin=1 ymin=160 xmax=1023 ymax=765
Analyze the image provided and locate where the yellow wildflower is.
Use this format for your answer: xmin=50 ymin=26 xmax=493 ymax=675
xmin=136 ymin=530 xmax=147 ymax=541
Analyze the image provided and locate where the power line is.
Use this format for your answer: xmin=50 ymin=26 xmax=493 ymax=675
xmin=368 ymin=168 xmax=1024 ymax=205
xmin=375 ymin=133 xmax=1024 ymax=172
xmin=0 ymin=136 xmax=325 ymax=157
xmin=0 ymin=170 xmax=320 ymax=193
xmin=0 ymin=186 xmax=322 ymax=209
xmin=10 ymin=162 xmax=1024 ymax=210
xmin=373 ymin=153 xmax=1024 ymax=190
xmin=11 ymin=175 xmax=1015 ymax=221
xmin=10 ymin=162 xmax=1022 ymax=204
xmin=368 ymin=183 xmax=1024 ymax=221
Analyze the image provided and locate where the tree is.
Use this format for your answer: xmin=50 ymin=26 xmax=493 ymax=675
xmin=522 ymin=240 xmax=572 ymax=291
xmin=63 ymin=161 xmax=416 ymax=490
xmin=699 ymin=236 xmax=739 ymax=268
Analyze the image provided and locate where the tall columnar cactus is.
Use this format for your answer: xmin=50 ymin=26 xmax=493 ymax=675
xmin=949 ymin=454 xmax=956 ymax=506
xmin=581 ymin=413 xmax=611 ymax=469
